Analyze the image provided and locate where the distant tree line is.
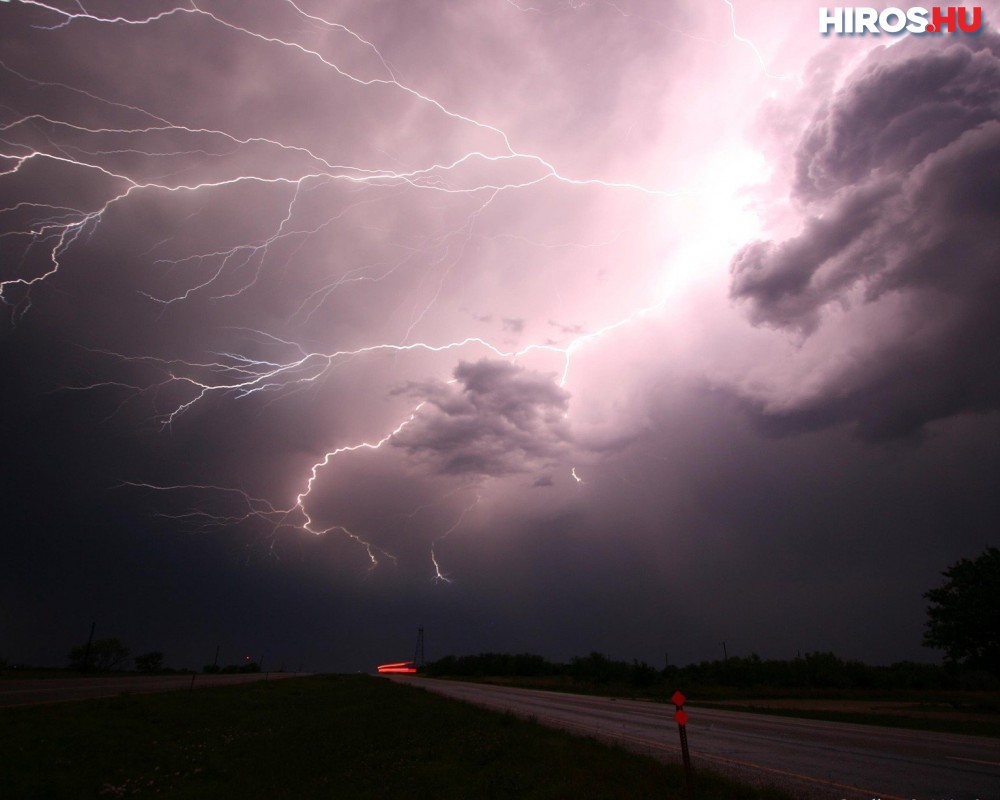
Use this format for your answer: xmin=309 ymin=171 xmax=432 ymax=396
xmin=67 ymin=638 xmax=130 ymax=672
xmin=428 ymin=548 xmax=1000 ymax=691
xmin=203 ymin=661 xmax=262 ymax=674
xmin=426 ymin=652 xmax=559 ymax=679
xmin=60 ymin=635 xmax=267 ymax=675
xmin=66 ymin=637 xmax=168 ymax=674
xmin=423 ymin=650 xmax=998 ymax=692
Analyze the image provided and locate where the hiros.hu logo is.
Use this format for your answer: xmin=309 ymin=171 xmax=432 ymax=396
xmin=820 ymin=6 xmax=983 ymax=33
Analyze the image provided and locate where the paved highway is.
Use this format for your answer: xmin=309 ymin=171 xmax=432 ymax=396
xmin=398 ymin=677 xmax=1000 ymax=800
xmin=0 ymin=672 xmax=306 ymax=708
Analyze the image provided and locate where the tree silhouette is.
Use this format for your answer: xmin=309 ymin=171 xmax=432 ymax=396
xmin=923 ymin=546 xmax=1000 ymax=672
xmin=134 ymin=651 xmax=164 ymax=673
xmin=68 ymin=638 xmax=130 ymax=672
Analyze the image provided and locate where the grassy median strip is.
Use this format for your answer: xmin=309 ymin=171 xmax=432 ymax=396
xmin=691 ymin=700 xmax=1000 ymax=738
xmin=1 ymin=674 xmax=793 ymax=799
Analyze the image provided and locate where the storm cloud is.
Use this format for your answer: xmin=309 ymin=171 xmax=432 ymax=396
xmin=731 ymin=36 xmax=1000 ymax=438
xmin=393 ymin=359 xmax=571 ymax=477
xmin=1 ymin=1 xmax=998 ymax=673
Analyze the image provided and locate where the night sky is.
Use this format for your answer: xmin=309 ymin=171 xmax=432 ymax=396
xmin=2 ymin=0 xmax=999 ymax=674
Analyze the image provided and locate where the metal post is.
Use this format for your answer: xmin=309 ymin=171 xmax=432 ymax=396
xmin=671 ymin=690 xmax=693 ymax=797
xmin=82 ymin=621 xmax=96 ymax=673
xmin=679 ymin=723 xmax=693 ymax=797
xmin=414 ymin=625 xmax=425 ymax=668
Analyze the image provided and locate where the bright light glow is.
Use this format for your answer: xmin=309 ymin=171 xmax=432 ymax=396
xmin=377 ymin=661 xmax=418 ymax=674
xmin=0 ymin=0 xmax=791 ymax=580
xmin=656 ymin=144 xmax=769 ymax=301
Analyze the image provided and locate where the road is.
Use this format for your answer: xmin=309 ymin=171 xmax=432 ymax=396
xmin=0 ymin=672 xmax=306 ymax=708
xmin=398 ymin=677 xmax=1000 ymax=800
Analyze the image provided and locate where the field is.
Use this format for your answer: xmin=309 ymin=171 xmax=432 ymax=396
xmin=0 ymin=674 xmax=794 ymax=799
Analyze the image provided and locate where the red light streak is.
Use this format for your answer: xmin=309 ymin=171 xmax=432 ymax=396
xmin=376 ymin=661 xmax=417 ymax=674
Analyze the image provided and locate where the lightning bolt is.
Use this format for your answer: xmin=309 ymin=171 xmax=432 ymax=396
xmin=0 ymin=0 xmax=731 ymax=317
xmin=1 ymin=0 xmax=779 ymax=572
xmin=430 ymin=492 xmax=483 ymax=584
xmin=721 ymin=0 xmax=791 ymax=81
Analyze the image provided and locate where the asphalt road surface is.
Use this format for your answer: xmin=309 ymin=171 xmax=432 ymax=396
xmin=397 ymin=677 xmax=1000 ymax=800
xmin=0 ymin=672 xmax=306 ymax=708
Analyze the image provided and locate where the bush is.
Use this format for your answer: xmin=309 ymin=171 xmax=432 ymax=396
xmin=67 ymin=638 xmax=130 ymax=672
xmin=134 ymin=652 xmax=164 ymax=673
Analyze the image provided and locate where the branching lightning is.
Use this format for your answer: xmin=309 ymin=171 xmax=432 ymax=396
xmin=0 ymin=0 xmax=780 ymax=576
xmin=430 ymin=493 xmax=483 ymax=584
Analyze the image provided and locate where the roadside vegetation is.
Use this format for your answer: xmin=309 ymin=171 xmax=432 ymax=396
xmin=424 ymin=548 xmax=1000 ymax=737
xmin=423 ymin=651 xmax=1000 ymax=737
xmin=0 ymin=674 xmax=792 ymax=800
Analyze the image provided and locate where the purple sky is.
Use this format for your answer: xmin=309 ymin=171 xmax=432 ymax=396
xmin=2 ymin=0 xmax=999 ymax=672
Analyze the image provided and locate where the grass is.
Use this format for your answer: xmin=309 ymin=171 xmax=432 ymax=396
xmin=690 ymin=700 xmax=1000 ymax=738
xmin=0 ymin=674 xmax=794 ymax=800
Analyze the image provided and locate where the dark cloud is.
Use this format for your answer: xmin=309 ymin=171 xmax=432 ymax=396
xmin=2 ymin=0 xmax=998 ymax=676
xmin=795 ymin=38 xmax=1000 ymax=199
xmin=731 ymin=37 xmax=1000 ymax=439
xmin=729 ymin=180 xmax=895 ymax=332
xmin=392 ymin=359 xmax=571 ymax=476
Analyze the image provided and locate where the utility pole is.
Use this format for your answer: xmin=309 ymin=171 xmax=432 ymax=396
xmin=413 ymin=625 xmax=425 ymax=668
xmin=82 ymin=621 xmax=96 ymax=673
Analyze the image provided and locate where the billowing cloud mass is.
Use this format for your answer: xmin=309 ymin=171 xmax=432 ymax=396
xmin=731 ymin=35 xmax=1000 ymax=438
xmin=1 ymin=0 xmax=999 ymax=673
xmin=393 ymin=359 xmax=571 ymax=476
